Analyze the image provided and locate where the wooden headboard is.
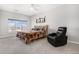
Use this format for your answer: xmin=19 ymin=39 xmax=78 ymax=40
xmin=32 ymin=25 xmax=48 ymax=35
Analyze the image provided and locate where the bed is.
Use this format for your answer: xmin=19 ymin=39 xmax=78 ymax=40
xmin=16 ymin=25 xmax=48 ymax=43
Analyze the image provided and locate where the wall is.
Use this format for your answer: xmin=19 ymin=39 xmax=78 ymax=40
xmin=31 ymin=4 xmax=79 ymax=43
xmin=0 ymin=10 xmax=31 ymax=38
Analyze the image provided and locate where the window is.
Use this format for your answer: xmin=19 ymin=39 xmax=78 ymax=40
xmin=8 ymin=19 xmax=27 ymax=32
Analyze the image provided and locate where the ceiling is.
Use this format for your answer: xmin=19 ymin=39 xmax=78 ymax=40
xmin=0 ymin=4 xmax=62 ymax=16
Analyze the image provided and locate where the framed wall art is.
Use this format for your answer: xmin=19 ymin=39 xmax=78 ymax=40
xmin=36 ymin=16 xmax=46 ymax=23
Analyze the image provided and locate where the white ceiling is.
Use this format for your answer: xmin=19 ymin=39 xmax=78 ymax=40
xmin=0 ymin=4 xmax=62 ymax=16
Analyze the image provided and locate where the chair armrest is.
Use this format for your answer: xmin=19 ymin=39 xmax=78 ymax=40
xmin=48 ymin=33 xmax=56 ymax=36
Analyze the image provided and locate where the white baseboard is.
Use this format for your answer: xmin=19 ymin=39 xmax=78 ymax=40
xmin=0 ymin=34 xmax=16 ymax=39
xmin=68 ymin=41 xmax=79 ymax=44
xmin=0 ymin=34 xmax=79 ymax=45
xmin=0 ymin=35 xmax=11 ymax=38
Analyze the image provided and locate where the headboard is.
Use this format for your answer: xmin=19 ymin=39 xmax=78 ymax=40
xmin=32 ymin=25 xmax=48 ymax=35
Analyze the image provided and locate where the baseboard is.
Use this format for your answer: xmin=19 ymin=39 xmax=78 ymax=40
xmin=68 ymin=41 xmax=79 ymax=45
xmin=0 ymin=35 xmax=10 ymax=39
xmin=0 ymin=34 xmax=79 ymax=45
xmin=0 ymin=34 xmax=16 ymax=39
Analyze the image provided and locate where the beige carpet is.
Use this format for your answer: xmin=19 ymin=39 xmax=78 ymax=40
xmin=0 ymin=37 xmax=79 ymax=54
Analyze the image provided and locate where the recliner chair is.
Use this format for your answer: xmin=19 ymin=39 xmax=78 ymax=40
xmin=47 ymin=27 xmax=68 ymax=47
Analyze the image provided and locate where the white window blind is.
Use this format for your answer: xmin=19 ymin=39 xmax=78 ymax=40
xmin=8 ymin=19 xmax=27 ymax=32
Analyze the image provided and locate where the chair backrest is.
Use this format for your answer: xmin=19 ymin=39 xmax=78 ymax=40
xmin=56 ymin=27 xmax=67 ymax=37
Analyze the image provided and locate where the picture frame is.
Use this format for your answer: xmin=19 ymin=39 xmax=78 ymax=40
xmin=36 ymin=16 xmax=46 ymax=23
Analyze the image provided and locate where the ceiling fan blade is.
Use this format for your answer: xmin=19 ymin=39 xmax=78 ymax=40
xmin=30 ymin=4 xmax=40 ymax=11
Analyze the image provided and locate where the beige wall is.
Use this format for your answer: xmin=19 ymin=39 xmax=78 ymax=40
xmin=0 ymin=10 xmax=31 ymax=38
xmin=31 ymin=4 xmax=79 ymax=43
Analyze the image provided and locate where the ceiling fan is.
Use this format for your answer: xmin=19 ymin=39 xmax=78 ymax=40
xmin=30 ymin=4 xmax=40 ymax=11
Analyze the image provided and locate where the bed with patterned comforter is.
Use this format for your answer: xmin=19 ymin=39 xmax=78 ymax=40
xmin=16 ymin=25 xmax=48 ymax=43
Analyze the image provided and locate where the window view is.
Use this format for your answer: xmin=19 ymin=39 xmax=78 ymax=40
xmin=8 ymin=19 xmax=27 ymax=32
